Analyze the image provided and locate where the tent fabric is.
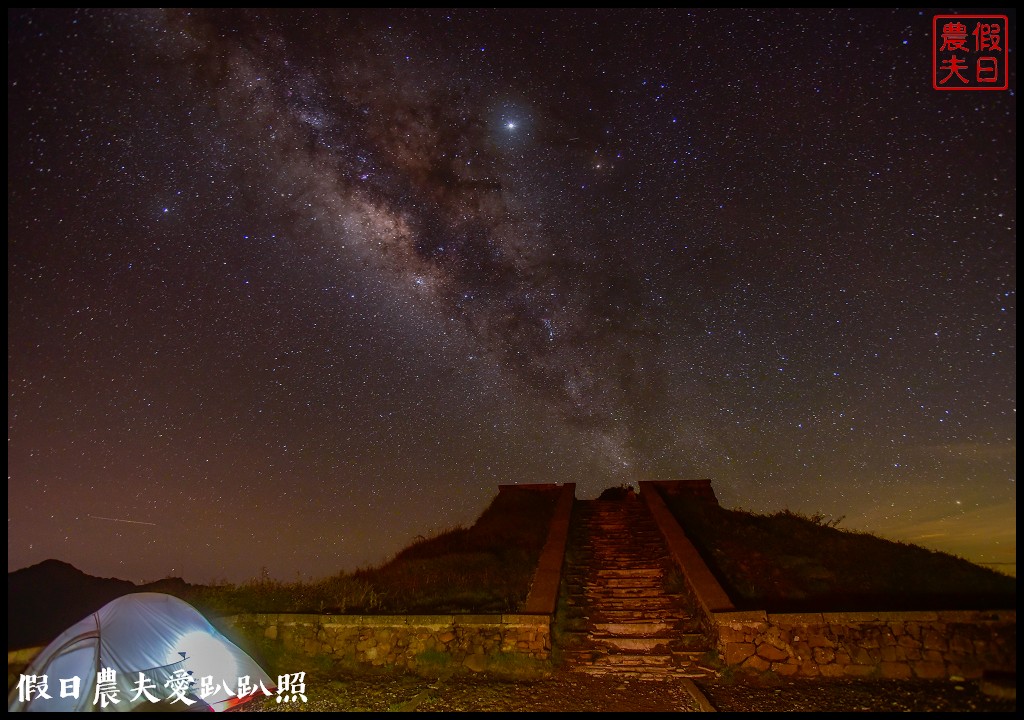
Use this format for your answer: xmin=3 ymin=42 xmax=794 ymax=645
xmin=8 ymin=593 xmax=275 ymax=712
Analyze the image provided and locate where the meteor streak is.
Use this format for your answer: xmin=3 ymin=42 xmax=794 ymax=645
xmin=88 ymin=515 xmax=157 ymax=527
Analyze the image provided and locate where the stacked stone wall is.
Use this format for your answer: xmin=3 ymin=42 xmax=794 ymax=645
xmin=223 ymin=613 xmax=551 ymax=675
xmin=715 ymin=609 xmax=1016 ymax=679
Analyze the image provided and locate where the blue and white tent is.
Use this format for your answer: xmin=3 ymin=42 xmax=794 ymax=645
xmin=8 ymin=593 xmax=275 ymax=712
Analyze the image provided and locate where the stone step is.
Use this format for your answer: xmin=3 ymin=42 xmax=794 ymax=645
xmin=579 ymin=604 xmax=684 ymax=614
xmin=589 ymin=618 xmax=692 ymax=626
xmin=573 ymin=667 xmax=714 ymax=680
xmin=586 ymin=611 xmax=685 ymax=623
xmin=595 ymin=578 xmax=664 ymax=589
xmin=575 ymin=592 xmax=682 ymax=606
xmin=560 ymin=652 xmax=675 ymax=668
xmin=581 ymin=582 xmax=668 ymax=591
xmin=590 ymin=653 xmax=673 ymax=668
xmin=586 ymin=529 xmax=661 ymax=535
xmin=584 ymin=587 xmax=668 ymax=598
xmin=570 ymin=581 xmax=675 ymax=592
xmin=593 ymin=568 xmax=664 ymax=578
xmin=583 ymin=586 xmax=664 ymax=595
xmin=585 ymin=559 xmax=667 ymax=566
xmin=575 ymin=564 xmax=663 ymax=572
xmin=589 ymin=612 xmax=691 ymax=624
xmin=584 ymin=604 xmax=684 ymax=616
xmin=593 ymin=621 xmax=675 ymax=635
xmin=569 ymin=658 xmax=715 ymax=673
xmin=568 ymin=574 xmax=666 ymax=584
xmin=573 ymin=590 xmax=681 ymax=599
xmin=591 ymin=636 xmax=672 ymax=652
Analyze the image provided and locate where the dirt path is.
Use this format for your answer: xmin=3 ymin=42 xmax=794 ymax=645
xmin=232 ymin=670 xmax=1016 ymax=712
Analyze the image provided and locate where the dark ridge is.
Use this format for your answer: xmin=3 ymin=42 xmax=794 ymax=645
xmin=7 ymin=560 xmax=136 ymax=651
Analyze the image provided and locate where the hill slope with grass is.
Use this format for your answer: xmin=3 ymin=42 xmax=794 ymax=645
xmin=659 ymin=492 xmax=1016 ymax=613
xmin=177 ymin=485 xmax=560 ymax=618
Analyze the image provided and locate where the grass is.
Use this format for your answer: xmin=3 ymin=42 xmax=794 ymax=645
xmin=177 ymin=487 xmax=560 ymax=617
xmin=659 ymin=491 xmax=1017 ymax=612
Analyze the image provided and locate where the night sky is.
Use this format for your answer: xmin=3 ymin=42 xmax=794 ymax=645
xmin=8 ymin=9 xmax=1016 ymax=584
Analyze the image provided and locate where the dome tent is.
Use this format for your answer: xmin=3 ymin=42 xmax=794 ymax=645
xmin=8 ymin=592 xmax=275 ymax=712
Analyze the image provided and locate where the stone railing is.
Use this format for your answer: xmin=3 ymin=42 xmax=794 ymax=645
xmin=640 ymin=480 xmax=1017 ymax=680
xmin=521 ymin=482 xmax=576 ymax=613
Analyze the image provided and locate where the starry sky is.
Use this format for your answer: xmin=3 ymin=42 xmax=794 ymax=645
xmin=8 ymin=8 xmax=1016 ymax=584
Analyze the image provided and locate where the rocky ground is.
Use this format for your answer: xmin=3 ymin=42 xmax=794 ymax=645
xmin=232 ymin=669 xmax=1017 ymax=712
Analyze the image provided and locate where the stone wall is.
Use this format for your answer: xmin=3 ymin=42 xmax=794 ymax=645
xmin=221 ymin=613 xmax=551 ymax=676
xmin=716 ymin=609 xmax=1016 ymax=680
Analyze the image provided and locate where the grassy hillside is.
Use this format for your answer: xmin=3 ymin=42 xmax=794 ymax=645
xmin=659 ymin=491 xmax=1017 ymax=612
xmin=15 ymin=481 xmax=1012 ymax=654
xmin=183 ymin=486 xmax=560 ymax=617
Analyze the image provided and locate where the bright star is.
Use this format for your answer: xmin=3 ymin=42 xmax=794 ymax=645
xmin=506 ymin=121 xmax=516 ymax=130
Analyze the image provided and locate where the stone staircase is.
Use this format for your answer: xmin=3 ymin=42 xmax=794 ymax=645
xmin=558 ymin=498 xmax=715 ymax=679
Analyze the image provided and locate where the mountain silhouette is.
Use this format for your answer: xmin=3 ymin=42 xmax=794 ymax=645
xmin=7 ymin=560 xmax=191 ymax=650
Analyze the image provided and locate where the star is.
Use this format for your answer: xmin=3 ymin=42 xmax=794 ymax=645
xmin=5 ymin=7 xmax=1015 ymax=584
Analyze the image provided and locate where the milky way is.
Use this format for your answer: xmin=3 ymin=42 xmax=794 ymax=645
xmin=168 ymin=9 xmax=663 ymax=471
xmin=8 ymin=8 xmax=1015 ymax=582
